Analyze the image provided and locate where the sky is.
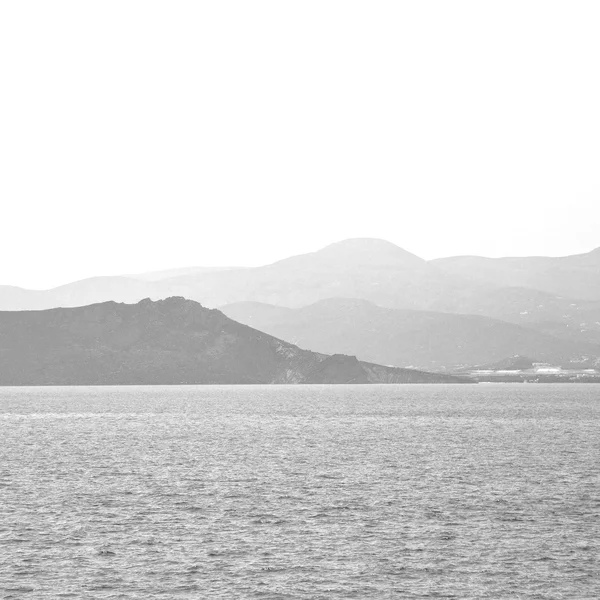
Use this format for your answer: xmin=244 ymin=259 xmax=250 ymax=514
xmin=1 ymin=1 xmax=599 ymax=289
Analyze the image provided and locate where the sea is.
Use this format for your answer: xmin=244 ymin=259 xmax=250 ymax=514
xmin=0 ymin=384 xmax=598 ymax=599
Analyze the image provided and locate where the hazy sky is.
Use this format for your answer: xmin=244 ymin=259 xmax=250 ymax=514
xmin=1 ymin=1 xmax=599 ymax=289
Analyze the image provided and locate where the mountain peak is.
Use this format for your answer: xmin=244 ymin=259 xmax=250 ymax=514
xmin=137 ymin=296 xmax=202 ymax=309
xmin=314 ymin=238 xmax=425 ymax=267
xmin=321 ymin=237 xmax=415 ymax=252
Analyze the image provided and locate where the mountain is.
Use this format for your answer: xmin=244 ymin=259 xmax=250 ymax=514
xmin=433 ymin=246 xmax=600 ymax=301
xmin=3 ymin=240 xmax=600 ymax=350
xmin=156 ymin=238 xmax=487 ymax=310
xmin=472 ymin=355 xmax=538 ymax=371
xmin=0 ymin=277 xmax=162 ymax=311
xmin=0 ymin=297 xmax=468 ymax=385
xmin=523 ymin=306 xmax=600 ymax=346
xmin=220 ymin=298 xmax=600 ymax=371
xmin=0 ymin=239 xmax=488 ymax=312
xmin=128 ymin=266 xmax=243 ymax=282
xmin=447 ymin=286 xmax=600 ymax=324
xmin=0 ymin=286 xmax=45 ymax=312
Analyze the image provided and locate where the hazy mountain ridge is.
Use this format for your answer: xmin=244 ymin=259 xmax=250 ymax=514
xmin=0 ymin=297 xmax=467 ymax=385
xmin=128 ymin=266 xmax=244 ymax=282
xmin=526 ymin=308 xmax=600 ymax=346
xmin=0 ymin=238 xmax=488 ymax=311
xmin=0 ymin=277 xmax=162 ymax=311
xmin=4 ymin=239 xmax=600 ymax=314
xmin=145 ymin=238 xmax=488 ymax=312
xmin=433 ymin=247 xmax=600 ymax=301
xmin=2 ymin=238 xmax=600 ymax=367
xmin=221 ymin=298 xmax=600 ymax=371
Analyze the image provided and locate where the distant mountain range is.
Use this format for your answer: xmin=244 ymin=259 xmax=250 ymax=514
xmin=127 ymin=266 xmax=244 ymax=281
xmin=0 ymin=238 xmax=485 ymax=311
xmin=433 ymin=247 xmax=600 ymax=301
xmin=220 ymin=298 xmax=600 ymax=371
xmin=0 ymin=297 xmax=468 ymax=385
xmin=1 ymin=238 xmax=600 ymax=373
xmin=4 ymin=239 xmax=600 ymax=313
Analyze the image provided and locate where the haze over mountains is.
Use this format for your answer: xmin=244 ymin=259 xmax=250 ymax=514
xmin=433 ymin=247 xmax=600 ymax=301
xmin=220 ymin=298 xmax=600 ymax=371
xmin=2 ymin=238 xmax=600 ymax=371
xmin=128 ymin=266 xmax=243 ymax=282
xmin=0 ymin=239 xmax=481 ymax=311
xmin=3 ymin=238 xmax=600 ymax=311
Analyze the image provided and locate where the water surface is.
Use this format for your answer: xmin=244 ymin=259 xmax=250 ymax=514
xmin=1 ymin=384 xmax=599 ymax=598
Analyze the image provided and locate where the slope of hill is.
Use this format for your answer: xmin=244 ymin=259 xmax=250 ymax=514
xmin=0 ymin=239 xmax=488 ymax=312
xmin=523 ymin=307 xmax=600 ymax=346
xmin=143 ymin=238 xmax=488 ymax=310
xmin=128 ymin=266 xmax=243 ymax=281
xmin=432 ymin=246 xmax=600 ymax=301
xmin=0 ymin=277 xmax=163 ymax=311
xmin=473 ymin=355 xmax=537 ymax=370
xmin=0 ymin=297 xmax=467 ymax=385
xmin=3 ymin=240 xmax=600 ymax=351
xmin=220 ymin=298 xmax=600 ymax=370
xmin=0 ymin=286 xmax=46 ymax=312
xmin=449 ymin=286 xmax=600 ymax=323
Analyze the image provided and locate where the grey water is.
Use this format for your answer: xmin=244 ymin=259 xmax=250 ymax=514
xmin=0 ymin=385 xmax=598 ymax=599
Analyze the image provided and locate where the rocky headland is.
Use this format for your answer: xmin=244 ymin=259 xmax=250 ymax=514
xmin=0 ymin=297 xmax=470 ymax=385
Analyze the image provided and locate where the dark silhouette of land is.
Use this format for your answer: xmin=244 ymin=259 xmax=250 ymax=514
xmin=0 ymin=297 xmax=469 ymax=385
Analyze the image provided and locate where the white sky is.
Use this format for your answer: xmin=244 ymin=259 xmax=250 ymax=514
xmin=1 ymin=1 xmax=599 ymax=289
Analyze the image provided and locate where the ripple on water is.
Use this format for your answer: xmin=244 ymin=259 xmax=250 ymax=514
xmin=0 ymin=384 xmax=599 ymax=599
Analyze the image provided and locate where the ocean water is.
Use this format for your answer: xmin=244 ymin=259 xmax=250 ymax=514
xmin=0 ymin=384 xmax=598 ymax=599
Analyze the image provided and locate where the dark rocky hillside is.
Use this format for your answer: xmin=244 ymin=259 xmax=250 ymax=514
xmin=0 ymin=297 xmax=468 ymax=385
